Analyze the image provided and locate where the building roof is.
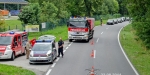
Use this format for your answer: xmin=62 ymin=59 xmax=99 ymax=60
xmin=0 ymin=0 xmax=28 ymax=4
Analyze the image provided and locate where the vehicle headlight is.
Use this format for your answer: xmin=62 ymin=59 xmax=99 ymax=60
xmin=6 ymin=45 xmax=11 ymax=51
xmin=30 ymin=51 xmax=33 ymax=57
xmin=47 ymin=53 xmax=52 ymax=57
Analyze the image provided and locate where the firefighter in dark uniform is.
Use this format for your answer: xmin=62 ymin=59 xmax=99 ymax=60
xmin=57 ymin=37 xmax=64 ymax=58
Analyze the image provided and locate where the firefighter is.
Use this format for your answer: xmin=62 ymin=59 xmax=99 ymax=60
xmin=57 ymin=37 xmax=64 ymax=58
xmin=25 ymin=40 xmax=32 ymax=59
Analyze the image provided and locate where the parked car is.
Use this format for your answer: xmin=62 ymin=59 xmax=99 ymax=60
xmin=117 ymin=18 xmax=122 ymax=23
xmin=106 ymin=19 xmax=115 ymax=25
xmin=113 ymin=19 xmax=118 ymax=24
xmin=29 ymin=35 xmax=57 ymax=64
xmin=121 ymin=17 xmax=126 ymax=22
xmin=126 ymin=17 xmax=130 ymax=21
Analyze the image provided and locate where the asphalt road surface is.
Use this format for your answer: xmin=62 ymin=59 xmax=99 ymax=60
xmin=0 ymin=41 xmax=71 ymax=75
xmin=45 ymin=21 xmax=139 ymax=75
xmin=0 ymin=21 xmax=139 ymax=75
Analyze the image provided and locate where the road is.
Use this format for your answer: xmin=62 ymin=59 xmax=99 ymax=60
xmin=0 ymin=41 xmax=71 ymax=75
xmin=45 ymin=21 xmax=139 ymax=75
xmin=0 ymin=21 xmax=139 ymax=75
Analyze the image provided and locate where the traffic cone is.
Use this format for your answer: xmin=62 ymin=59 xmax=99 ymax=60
xmin=90 ymin=66 xmax=95 ymax=75
xmin=90 ymin=50 xmax=94 ymax=58
xmin=91 ymin=40 xmax=94 ymax=45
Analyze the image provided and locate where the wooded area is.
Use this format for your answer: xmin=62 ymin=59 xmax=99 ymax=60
xmin=126 ymin=0 xmax=150 ymax=49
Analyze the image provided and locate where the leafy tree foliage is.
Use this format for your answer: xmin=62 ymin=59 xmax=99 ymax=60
xmin=40 ymin=1 xmax=58 ymax=24
xmin=18 ymin=3 xmax=41 ymax=24
xmin=0 ymin=11 xmax=5 ymax=31
xmin=126 ymin=0 xmax=150 ymax=48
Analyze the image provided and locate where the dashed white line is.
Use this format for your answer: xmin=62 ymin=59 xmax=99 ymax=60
xmin=68 ymin=44 xmax=71 ymax=46
xmin=51 ymin=63 xmax=56 ymax=68
xmin=101 ymin=32 xmax=103 ymax=34
xmin=66 ymin=47 xmax=68 ymax=49
xmin=56 ymin=58 xmax=59 ymax=62
xmin=46 ymin=69 xmax=52 ymax=75
xmin=63 ymin=50 xmax=66 ymax=52
xmin=94 ymin=50 xmax=96 ymax=58
xmin=96 ymin=38 xmax=99 ymax=43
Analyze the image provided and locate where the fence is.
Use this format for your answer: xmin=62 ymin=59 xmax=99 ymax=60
xmin=0 ymin=14 xmax=122 ymax=32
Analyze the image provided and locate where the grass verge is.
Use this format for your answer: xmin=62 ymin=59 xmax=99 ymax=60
xmin=4 ymin=20 xmax=23 ymax=30
xmin=0 ymin=64 xmax=35 ymax=75
xmin=120 ymin=24 xmax=150 ymax=75
xmin=94 ymin=20 xmax=107 ymax=26
xmin=4 ymin=20 xmax=107 ymax=41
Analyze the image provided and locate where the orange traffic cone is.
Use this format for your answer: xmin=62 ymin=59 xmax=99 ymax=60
xmin=90 ymin=66 xmax=95 ymax=75
xmin=90 ymin=50 xmax=94 ymax=58
xmin=91 ymin=40 xmax=94 ymax=45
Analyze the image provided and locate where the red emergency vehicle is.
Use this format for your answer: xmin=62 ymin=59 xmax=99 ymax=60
xmin=67 ymin=17 xmax=95 ymax=42
xmin=0 ymin=29 xmax=28 ymax=60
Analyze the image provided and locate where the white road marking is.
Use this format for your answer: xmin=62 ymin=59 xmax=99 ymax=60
xmin=96 ymin=38 xmax=99 ymax=43
xmin=101 ymin=32 xmax=103 ymax=34
xmin=56 ymin=58 xmax=59 ymax=62
xmin=118 ymin=26 xmax=139 ymax=75
xmin=66 ymin=47 xmax=69 ymax=49
xmin=94 ymin=50 xmax=96 ymax=58
xmin=68 ymin=44 xmax=71 ymax=46
xmin=51 ymin=63 xmax=56 ymax=68
xmin=63 ymin=50 xmax=66 ymax=52
xmin=106 ymin=27 xmax=109 ymax=29
xmin=46 ymin=69 xmax=52 ymax=75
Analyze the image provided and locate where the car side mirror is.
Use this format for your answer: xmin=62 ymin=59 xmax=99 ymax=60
xmin=53 ymin=48 xmax=56 ymax=50
xmin=67 ymin=22 xmax=69 ymax=27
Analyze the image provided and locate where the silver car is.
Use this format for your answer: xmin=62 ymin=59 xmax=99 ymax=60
xmin=29 ymin=40 xmax=57 ymax=64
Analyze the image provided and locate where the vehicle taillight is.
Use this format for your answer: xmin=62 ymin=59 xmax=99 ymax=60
xmin=68 ymin=27 xmax=71 ymax=31
xmin=85 ymin=28 xmax=88 ymax=32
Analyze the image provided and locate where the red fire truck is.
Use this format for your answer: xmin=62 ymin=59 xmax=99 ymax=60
xmin=0 ymin=29 xmax=28 ymax=60
xmin=67 ymin=17 xmax=95 ymax=42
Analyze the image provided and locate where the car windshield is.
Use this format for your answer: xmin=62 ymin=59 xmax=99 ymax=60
xmin=32 ymin=43 xmax=52 ymax=51
xmin=108 ymin=19 xmax=113 ymax=22
xmin=0 ymin=36 xmax=12 ymax=45
xmin=69 ymin=21 xmax=86 ymax=27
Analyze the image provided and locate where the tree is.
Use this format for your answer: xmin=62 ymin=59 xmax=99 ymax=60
xmin=40 ymin=1 xmax=58 ymax=24
xmin=0 ymin=10 xmax=5 ymax=32
xmin=18 ymin=3 xmax=41 ymax=25
xmin=126 ymin=0 xmax=150 ymax=49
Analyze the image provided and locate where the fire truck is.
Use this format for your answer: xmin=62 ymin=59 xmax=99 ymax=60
xmin=0 ymin=29 xmax=28 ymax=60
xmin=67 ymin=17 xmax=95 ymax=42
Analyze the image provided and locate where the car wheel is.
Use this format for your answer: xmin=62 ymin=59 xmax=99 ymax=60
xmin=29 ymin=62 xmax=33 ymax=65
xmin=22 ymin=48 xmax=26 ymax=55
xmin=11 ymin=52 xmax=15 ymax=61
xmin=51 ymin=58 xmax=53 ymax=64
xmin=69 ymin=39 xmax=72 ymax=42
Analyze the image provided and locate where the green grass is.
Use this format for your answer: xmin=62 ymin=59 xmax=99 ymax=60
xmin=28 ymin=25 xmax=68 ymax=41
xmin=0 ymin=64 xmax=35 ymax=75
xmin=120 ymin=24 xmax=150 ymax=75
xmin=94 ymin=20 xmax=107 ymax=26
xmin=4 ymin=20 xmax=108 ymax=41
xmin=4 ymin=20 xmax=23 ymax=30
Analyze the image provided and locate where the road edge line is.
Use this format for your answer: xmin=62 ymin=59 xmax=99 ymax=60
xmin=118 ymin=26 xmax=139 ymax=75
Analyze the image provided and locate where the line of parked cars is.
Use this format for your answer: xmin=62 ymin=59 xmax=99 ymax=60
xmin=106 ymin=17 xmax=131 ymax=25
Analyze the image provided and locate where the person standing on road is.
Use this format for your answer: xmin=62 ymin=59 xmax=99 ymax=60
xmin=100 ymin=18 xmax=103 ymax=26
xmin=25 ymin=40 xmax=32 ymax=59
xmin=57 ymin=37 xmax=64 ymax=58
